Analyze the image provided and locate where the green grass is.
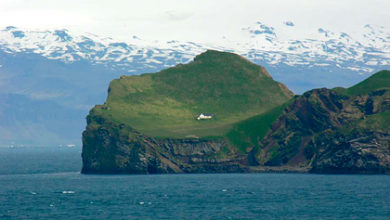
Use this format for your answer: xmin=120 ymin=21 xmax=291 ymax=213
xmin=346 ymin=70 xmax=390 ymax=96
xmin=358 ymin=110 xmax=390 ymax=130
xmin=336 ymin=109 xmax=390 ymax=136
xmin=93 ymin=50 xmax=293 ymax=138
xmin=226 ymin=103 xmax=288 ymax=153
xmin=332 ymin=87 xmax=348 ymax=95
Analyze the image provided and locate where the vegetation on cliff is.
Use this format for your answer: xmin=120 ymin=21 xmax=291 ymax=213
xmin=346 ymin=70 xmax=390 ymax=96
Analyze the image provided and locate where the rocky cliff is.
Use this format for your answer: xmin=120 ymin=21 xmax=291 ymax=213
xmin=82 ymin=113 xmax=250 ymax=174
xmin=254 ymin=87 xmax=390 ymax=173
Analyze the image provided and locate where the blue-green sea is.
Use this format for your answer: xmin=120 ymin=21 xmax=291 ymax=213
xmin=0 ymin=147 xmax=389 ymax=219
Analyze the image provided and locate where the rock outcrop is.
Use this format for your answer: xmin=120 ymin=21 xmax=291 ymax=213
xmin=253 ymin=88 xmax=390 ymax=173
xmin=311 ymin=128 xmax=390 ymax=174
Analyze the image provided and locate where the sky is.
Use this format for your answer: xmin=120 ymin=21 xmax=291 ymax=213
xmin=0 ymin=0 xmax=390 ymax=44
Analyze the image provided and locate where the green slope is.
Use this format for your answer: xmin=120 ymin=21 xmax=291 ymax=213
xmin=346 ymin=70 xmax=390 ymax=95
xmin=92 ymin=50 xmax=293 ymax=138
xmin=226 ymin=103 xmax=288 ymax=153
xmin=359 ymin=110 xmax=390 ymax=130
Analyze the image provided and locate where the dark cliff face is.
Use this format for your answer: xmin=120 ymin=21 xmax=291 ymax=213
xmin=256 ymin=89 xmax=352 ymax=167
xmin=310 ymin=129 xmax=390 ymax=174
xmin=82 ymin=114 xmax=250 ymax=174
xmin=254 ymin=88 xmax=390 ymax=173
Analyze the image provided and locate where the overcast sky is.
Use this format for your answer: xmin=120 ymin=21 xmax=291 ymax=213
xmin=1 ymin=0 xmax=389 ymax=44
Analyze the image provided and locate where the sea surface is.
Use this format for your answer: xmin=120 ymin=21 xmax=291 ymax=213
xmin=0 ymin=147 xmax=389 ymax=219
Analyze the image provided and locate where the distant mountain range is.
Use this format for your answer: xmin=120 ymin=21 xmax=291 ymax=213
xmin=0 ymin=22 xmax=389 ymax=146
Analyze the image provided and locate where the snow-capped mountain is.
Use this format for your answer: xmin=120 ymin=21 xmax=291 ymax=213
xmin=0 ymin=26 xmax=208 ymax=74
xmin=242 ymin=22 xmax=390 ymax=72
xmin=0 ymin=22 xmax=389 ymax=146
xmin=1 ymin=22 xmax=390 ymax=77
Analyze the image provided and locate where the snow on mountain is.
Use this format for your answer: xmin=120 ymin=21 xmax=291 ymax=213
xmin=1 ymin=22 xmax=389 ymax=76
xmin=241 ymin=22 xmax=390 ymax=73
xmin=0 ymin=26 xmax=208 ymax=74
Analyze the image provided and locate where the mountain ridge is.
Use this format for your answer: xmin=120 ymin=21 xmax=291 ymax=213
xmin=1 ymin=23 xmax=389 ymax=76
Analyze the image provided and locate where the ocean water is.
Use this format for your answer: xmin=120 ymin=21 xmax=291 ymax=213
xmin=0 ymin=147 xmax=390 ymax=219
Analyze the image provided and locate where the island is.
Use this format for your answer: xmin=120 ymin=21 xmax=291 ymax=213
xmin=82 ymin=50 xmax=390 ymax=174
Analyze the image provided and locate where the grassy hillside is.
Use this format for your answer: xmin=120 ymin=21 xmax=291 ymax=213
xmin=360 ymin=110 xmax=390 ymax=130
xmin=225 ymin=103 xmax=288 ymax=153
xmin=92 ymin=50 xmax=293 ymax=138
xmin=346 ymin=70 xmax=390 ymax=95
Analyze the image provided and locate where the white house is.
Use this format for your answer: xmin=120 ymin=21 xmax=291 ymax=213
xmin=197 ymin=113 xmax=212 ymax=120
